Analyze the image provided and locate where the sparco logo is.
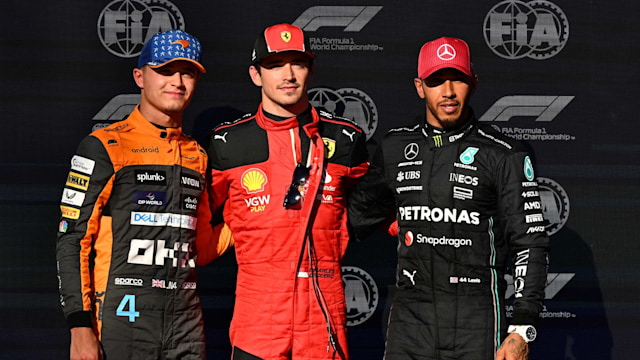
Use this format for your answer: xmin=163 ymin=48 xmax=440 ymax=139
xmin=537 ymin=177 xmax=569 ymax=236
xmin=341 ymin=266 xmax=378 ymax=326
xmin=293 ymin=6 xmax=382 ymax=32
xmin=483 ymin=0 xmax=569 ymax=60
xmin=309 ymin=87 xmax=378 ymax=140
xmin=97 ymin=0 xmax=185 ymax=58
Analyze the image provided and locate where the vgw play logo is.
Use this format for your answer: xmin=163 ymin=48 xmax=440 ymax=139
xmin=97 ymin=0 xmax=185 ymax=58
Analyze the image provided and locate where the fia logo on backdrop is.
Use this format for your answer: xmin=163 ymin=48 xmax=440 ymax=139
xmin=483 ymin=0 xmax=569 ymax=60
xmin=97 ymin=0 xmax=185 ymax=58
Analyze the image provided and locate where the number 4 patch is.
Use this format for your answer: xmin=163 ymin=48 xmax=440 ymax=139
xmin=116 ymin=294 xmax=140 ymax=322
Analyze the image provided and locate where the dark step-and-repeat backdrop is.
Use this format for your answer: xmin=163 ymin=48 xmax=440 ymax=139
xmin=1 ymin=1 xmax=638 ymax=359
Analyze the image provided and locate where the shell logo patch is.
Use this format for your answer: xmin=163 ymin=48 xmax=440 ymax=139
xmin=241 ymin=168 xmax=268 ymax=194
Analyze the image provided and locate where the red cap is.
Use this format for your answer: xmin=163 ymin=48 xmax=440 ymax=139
xmin=251 ymin=23 xmax=316 ymax=64
xmin=417 ymin=37 xmax=474 ymax=80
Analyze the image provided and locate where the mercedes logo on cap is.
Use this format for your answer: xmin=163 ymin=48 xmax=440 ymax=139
xmin=404 ymin=143 xmax=419 ymax=160
xmin=437 ymin=44 xmax=456 ymax=61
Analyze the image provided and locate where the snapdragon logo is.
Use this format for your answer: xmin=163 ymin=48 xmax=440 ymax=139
xmin=97 ymin=0 xmax=185 ymax=58
xmin=483 ymin=0 xmax=569 ymax=60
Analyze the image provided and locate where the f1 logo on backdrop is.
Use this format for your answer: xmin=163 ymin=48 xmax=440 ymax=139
xmin=293 ymin=6 xmax=382 ymax=32
xmin=92 ymin=94 xmax=140 ymax=131
xmin=480 ymin=95 xmax=574 ymax=122
xmin=483 ymin=0 xmax=569 ymax=60
xmin=480 ymin=96 xmax=577 ymax=142
xmin=98 ymin=0 xmax=185 ymax=58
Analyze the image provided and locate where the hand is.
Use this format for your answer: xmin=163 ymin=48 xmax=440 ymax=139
xmin=70 ymin=327 xmax=103 ymax=360
xmin=496 ymin=333 xmax=529 ymax=360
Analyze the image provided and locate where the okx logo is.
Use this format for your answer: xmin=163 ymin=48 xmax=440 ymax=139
xmin=98 ymin=0 xmax=185 ymax=58
xmin=293 ymin=6 xmax=382 ymax=32
xmin=483 ymin=0 xmax=569 ymax=60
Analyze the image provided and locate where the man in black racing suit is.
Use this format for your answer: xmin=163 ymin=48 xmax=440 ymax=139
xmin=348 ymin=37 xmax=549 ymax=360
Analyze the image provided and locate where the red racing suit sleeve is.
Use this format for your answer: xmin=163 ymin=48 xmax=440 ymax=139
xmin=195 ymin=181 xmax=234 ymax=266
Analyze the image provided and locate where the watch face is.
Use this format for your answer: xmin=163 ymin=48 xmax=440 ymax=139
xmin=525 ymin=326 xmax=537 ymax=341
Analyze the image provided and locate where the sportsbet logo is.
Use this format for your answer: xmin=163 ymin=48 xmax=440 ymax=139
xmin=241 ymin=168 xmax=268 ymax=194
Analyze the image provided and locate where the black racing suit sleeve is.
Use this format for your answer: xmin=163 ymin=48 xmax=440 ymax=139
xmin=347 ymin=144 xmax=396 ymax=241
xmin=56 ymin=135 xmax=114 ymax=329
xmin=498 ymin=151 xmax=550 ymax=326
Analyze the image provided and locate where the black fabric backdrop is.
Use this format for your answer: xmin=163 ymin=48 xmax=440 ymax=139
xmin=1 ymin=1 xmax=637 ymax=359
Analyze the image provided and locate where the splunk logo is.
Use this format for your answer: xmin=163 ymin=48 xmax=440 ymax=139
xmin=483 ymin=0 xmax=569 ymax=60
xmin=97 ymin=0 xmax=185 ymax=58
xmin=293 ymin=6 xmax=382 ymax=32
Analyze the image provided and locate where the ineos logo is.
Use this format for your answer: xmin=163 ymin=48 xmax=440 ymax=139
xmin=404 ymin=143 xmax=419 ymax=160
xmin=437 ymin=44 xmax=456 ymax=61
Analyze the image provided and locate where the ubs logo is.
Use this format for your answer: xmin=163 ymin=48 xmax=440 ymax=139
xmin=97 ymin=0 xmax=185 ymax=58
xmin=483 ymin=0 xmax=569 ymax=60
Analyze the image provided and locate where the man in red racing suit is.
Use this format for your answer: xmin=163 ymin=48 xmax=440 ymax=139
xmin=206 ymin=24 xmax=369 ymax=359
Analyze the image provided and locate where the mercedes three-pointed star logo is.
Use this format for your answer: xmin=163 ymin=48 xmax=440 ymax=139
xmin=404 ymin=143 xmax=419 ymax=160
xmin=437 ymin=44 xmax=456 ymax=61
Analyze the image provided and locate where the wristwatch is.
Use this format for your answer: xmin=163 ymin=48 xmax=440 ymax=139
xmin=507 ymin=325 xmax=537 ymax=343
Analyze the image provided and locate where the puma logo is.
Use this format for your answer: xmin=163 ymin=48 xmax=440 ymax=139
xmin=214 ymin=132 xmax=228 ymax=143
xmin=403 ymin=269 xmax=417 ymax=286
xmin=342 ymin=129 xmax=355 ymax=142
